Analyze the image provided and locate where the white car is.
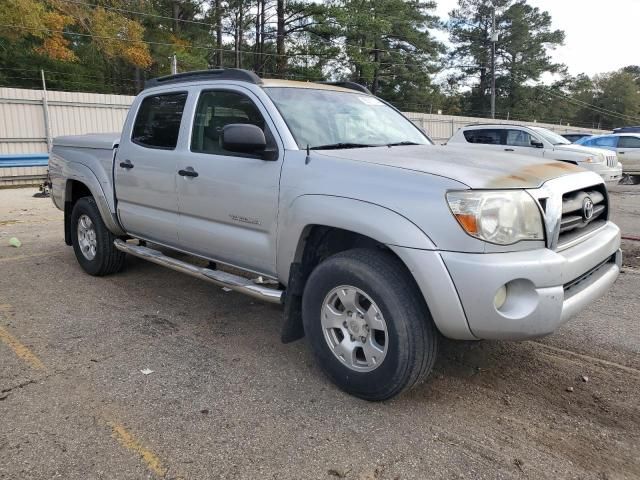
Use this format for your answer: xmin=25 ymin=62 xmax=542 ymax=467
xmin=576 ymin=133 xmax=640 ymax=176
xmin=448 ymin=124 xmax=622 ymax=183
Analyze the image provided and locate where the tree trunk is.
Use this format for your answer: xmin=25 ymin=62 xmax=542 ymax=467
xmin=234 ymin=11 xmax=240 ymax=68
xmin=276 ymin=0 xmax=285 ymax=74
xmin=172 ymin=1 xmax=180 ymax=33
xmin=254 ymin=0 xmax=261 ymax=72
xmin=260 ymin=0 xmax=265 ymax=73
xmin=238 ymin=3 xmax=244 ymax=68
xmin=215 ymin=0 xmax=223 ymax=67
xmin=371 ymin=40 xmax=380 ymax=94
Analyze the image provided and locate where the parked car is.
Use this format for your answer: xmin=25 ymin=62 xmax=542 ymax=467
xmin=576 ymin=134 xmax=640 ymax=176
xmin=447 ymin=124 xmax=622 ymax=183
xmin=561 ymin=133 xmax=592 ymax=143
xmin=612 ymin=126 xmax=640 ymax=134
xmin=49 ymin=69 xmax=622 ymax=400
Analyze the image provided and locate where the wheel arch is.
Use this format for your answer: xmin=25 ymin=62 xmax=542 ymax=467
xmin=277 ymin=195 xmax=437 ymax=343
xmin=63 ymin=167 xmax=125 ymax=245
xmin=277 ymin=195 xmax=435 ymax=284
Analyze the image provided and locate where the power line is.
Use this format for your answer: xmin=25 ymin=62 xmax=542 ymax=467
xmin=0 ymin=66 xmax=139 ymax=84
xmin=0 ymin=23 xmax=442 ymax=70
xmin=57 ymin=0 xmax=217 ymax=28
xmin=52 ymin=0 xmax=445 ymax=65
xmin=540 ymin=87 xmax=640 ymax=123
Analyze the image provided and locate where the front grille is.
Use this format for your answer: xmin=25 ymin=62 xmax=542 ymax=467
xmin=557 ymin=184 xmax=608 ymax=246
xmin=606 ymin=155 xmax=617 ymax=168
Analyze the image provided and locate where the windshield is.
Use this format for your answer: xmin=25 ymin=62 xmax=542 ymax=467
xmin=530 ymin=126 xmax=571 ymax=145
xmin=265 ymin=87 xmax=433 ymax=149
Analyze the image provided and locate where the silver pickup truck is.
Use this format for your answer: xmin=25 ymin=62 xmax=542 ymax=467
xmin=49 ymin=69 xmax=622 ymax=400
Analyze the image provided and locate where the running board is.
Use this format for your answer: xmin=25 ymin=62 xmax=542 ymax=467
xmin=113 ymin=239 xmax=283 ymax=304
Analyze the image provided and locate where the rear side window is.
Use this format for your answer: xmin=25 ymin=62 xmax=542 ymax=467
xmin=618 ymin=136 xmax=640 ymax=148
xmin=463 ymin=129 xmax=503 ymax=145
xmin=132 ymin=93 xmax=188 ymax=149
xmin=592 ymin=136 xmax=618 ymax=148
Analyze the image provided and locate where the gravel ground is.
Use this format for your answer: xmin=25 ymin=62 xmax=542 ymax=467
xmin=0 ymin=186 xmax=638 ymax=480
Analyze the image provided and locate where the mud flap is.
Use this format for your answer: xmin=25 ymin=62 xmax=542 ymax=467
xmin=64 ymin=201 xmax=73 ymax=246
xmin=280 ymin=262 xmax=305 ymax=343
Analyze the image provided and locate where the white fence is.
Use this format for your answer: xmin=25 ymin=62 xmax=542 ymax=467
xmin=0 ymin=86 xmax=608 ymax=156
xmin=0 ymin=87 xmax=134 ymax=155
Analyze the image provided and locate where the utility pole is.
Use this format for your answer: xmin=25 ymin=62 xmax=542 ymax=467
xmin=490 ymin=7 xmax=498 ymax=119
xmin=171 ymin=54 xmax=178 ymax=74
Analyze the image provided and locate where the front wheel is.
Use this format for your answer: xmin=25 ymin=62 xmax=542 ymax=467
xmin=302 ymin=249 xmax=438 ymax=401
xmin=70 ymin=196 xmax=125 ymax=276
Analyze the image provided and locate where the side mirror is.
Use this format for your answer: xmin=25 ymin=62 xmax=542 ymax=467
xmin=531 ymin=139 xmax=544 ymax=148
xmin=222 ymin=124 xmax=267 ymax=155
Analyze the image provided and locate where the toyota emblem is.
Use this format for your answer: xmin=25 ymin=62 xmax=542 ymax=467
xmin=582 ymin=197 xmax=594 ymax=221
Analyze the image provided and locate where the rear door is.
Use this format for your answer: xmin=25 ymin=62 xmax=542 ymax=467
xmin=617 ymin=135 xmax=640 ymax=173
xmin=176 ymin=87 xmax=283 ymax=275
xmin=114 ymin=91 xmax=187 ymax=247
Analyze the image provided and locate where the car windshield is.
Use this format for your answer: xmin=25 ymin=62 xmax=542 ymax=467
xmin=530 ymin=126 xmax=571 ymax=145
xmin=265 ymin=87 xmax=432 ymax=149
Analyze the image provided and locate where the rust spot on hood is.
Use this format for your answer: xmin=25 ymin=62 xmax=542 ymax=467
xmin=487 ymin=161 xmax=581 ymax=188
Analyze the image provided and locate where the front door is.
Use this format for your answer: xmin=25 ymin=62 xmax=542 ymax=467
xmin=115 ymin=91 xmax=188 ymax=247
xmin=176 ymin=88 xmax=283 ymax=276
xmin=503 ymin=129 xmax=545 ymax=157
xmin=617 ymin=135 xmax=640 ymax=173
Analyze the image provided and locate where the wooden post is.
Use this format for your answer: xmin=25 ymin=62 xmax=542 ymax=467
xmin=40 ymin=70 xmax=52 ymax=153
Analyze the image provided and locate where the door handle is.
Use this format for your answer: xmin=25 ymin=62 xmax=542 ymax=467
xmin=504 ymin=148 xmax=514 ymax=152
xmin=119 ymin=160 xmax=134 ymax=169
xmin=178 ymin=167 xmax=199 ymax=178
xmin=619 ymin=151 xmax=625 ymax=154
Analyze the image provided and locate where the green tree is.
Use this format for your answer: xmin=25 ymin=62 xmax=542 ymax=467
xmin=320 ymin=0 xmax=444 ymax=107
xmin=448 ymin=0 xmax=565 ymax=117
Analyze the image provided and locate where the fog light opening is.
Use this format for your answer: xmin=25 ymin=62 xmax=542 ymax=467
xmin=494 ymin=285 xmax=507 ymax=310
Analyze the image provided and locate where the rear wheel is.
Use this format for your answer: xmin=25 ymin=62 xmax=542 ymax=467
xmin=302 ymin=248 xmax=438 ymax=401
xmin=70 ymin=197 xmax=125 ymax=276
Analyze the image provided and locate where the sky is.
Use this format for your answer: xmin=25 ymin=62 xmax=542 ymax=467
xmin=433 ymin=0 xmax=638 ymax=78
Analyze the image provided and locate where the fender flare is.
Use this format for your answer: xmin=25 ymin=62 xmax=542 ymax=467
xmin=276 ymin=194 xmax=436 ymax=283
xmin=63 ymin=163 xmax=125 ymax=236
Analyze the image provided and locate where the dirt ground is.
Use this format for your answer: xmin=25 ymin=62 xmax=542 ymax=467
xmin=0 ymin=186 xmax=639 ymax=479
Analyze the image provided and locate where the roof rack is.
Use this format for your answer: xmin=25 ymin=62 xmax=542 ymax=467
xmin=145 ymin=69 xmax=263 ymax=89
xmin=317 ymin=81 xmax=371 ymax=94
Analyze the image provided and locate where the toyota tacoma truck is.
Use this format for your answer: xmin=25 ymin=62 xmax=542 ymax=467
xmin=49 ymin=69 xmax=622 ymax=401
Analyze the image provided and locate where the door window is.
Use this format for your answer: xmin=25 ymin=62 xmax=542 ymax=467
xmin=618 ymin=136 xmax=640 ymax=148
xmin=191 ymin=90 xmax=272 ymax=157
xmin=505 ymin=129 xmax=535 ymax=147
xmin=131 ymin=93 xmax=188 ymax=149
xmin=462 ymin=129 xmax=503 ymax=145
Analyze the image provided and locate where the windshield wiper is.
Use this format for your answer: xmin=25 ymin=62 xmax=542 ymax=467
xmin=309 ymin=142 xmax=375 ymax=150
xmin=386 ymin=141 xmax=420 ymax=147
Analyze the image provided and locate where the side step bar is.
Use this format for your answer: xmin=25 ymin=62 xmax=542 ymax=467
xmin=113 ymin=239 xmax=284 ymax=304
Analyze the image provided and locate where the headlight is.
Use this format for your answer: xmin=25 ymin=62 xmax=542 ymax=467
xmin=446 ymin=190 xmax=544 ymax=245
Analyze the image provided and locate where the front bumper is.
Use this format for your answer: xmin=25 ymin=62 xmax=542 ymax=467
xmin=393 ymin=221 xmax=621 ymax=341
xmin=587 ymin=162 xmax=622 ymax=183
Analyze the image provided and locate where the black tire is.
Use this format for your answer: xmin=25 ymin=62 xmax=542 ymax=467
xmin=302 ymin=248 xmax=438 ymax=401
xmin=70 ymin=196 xmax=125 ymax=276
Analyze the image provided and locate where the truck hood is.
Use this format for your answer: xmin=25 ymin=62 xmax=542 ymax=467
xmin=317 ymin=144 xmax=584 ymax=189
xmin=552 ymin=143 xmax=609 ymax=158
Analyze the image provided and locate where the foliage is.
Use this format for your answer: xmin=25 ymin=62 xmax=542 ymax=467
xmin=0 ymin=0 xmax=637 ymax=129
